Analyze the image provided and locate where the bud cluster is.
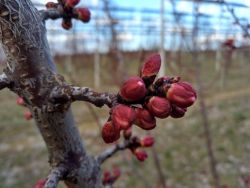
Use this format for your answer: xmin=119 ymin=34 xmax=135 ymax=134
xmin=45 ymin=0 xmax=91 ymax=30
xmin=32 ymin=178 xmax=47 ymax=188
xmin=102 ymin=167 xmax=121 ymax=186
xmin=128 ymin=135 xmax=154 ymax=162
xmin=101 ymin=53 xmax=197 ymax=145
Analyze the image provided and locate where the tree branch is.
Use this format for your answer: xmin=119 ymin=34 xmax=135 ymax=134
xmin=44 ymin=166 xmax=67 ymax=188
xmin=0 ymin=73 xmax=11 ymax=90
xmin=50 ymin=86 xmax=117 ymax=108
xmin=40 ymin=9 xmax=64 ymax=21
xmin=97 ymin=141 xmax=130 ymax=164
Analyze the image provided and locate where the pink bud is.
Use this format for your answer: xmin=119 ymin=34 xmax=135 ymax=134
xmin=167 ymin=82 xmax=197 ymax=108
xmin=24 ymin=111 xmax=33 ymax=121
xmin=140 ymin=54 xmax=161 ymax=85
xmin=140 ymin=136 xmax=154 ymax=147
xmin=146 ymin=96 xmax=171 ymax=118
xmin=16 ymin=97 xmax=24 ymax=106
xmin=102 ymin=121 xmax=120 ymax=144
xmin=134 ymin=108 xmax=156 ymax=130
xmin=111 ymin=104 xmax=136 ymax=130
xmin=75 ymin=8 xmax=91 ymax=23
xmin=33 ymin=179 xmax=47 ymax=188
xmin=61 ymin=19 xmax=72 ymax=30
xmin=170 ymin=104 xmax=187 ymax=118
xmin=133 ymin=149 xmax=148 ymax=162
xmin=65 ymin=0 xmax=80 ymax=8
xmin=112 ymin=167 xmax=121 ymax=179
xmin=119 ymin=76 xmax=147 ymax=102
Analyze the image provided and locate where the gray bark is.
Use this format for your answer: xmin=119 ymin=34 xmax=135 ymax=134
xmin=0 ymin=1 xmax=102 ymax=187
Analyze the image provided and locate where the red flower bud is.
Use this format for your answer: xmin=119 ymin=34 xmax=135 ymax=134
xmin=102 ymin=171 xmax=111 ymax=185
xmin=24 ymin=111 xmax=33 ymax=121
xmin=75 ymin=8 xmax=91 ymax=23
xmin=167 ymin=82 xmax=197 ymax=108
xmin=62 ymin=19 xmax=72 ymax=30
xmin=102 ymin=121 xmax=120 ymax=144
xmin=170 ymin=104 xmax=186 ymax=118
xmin=140 ymin=136 xmax=154 ymax=147
xmin=134 ymin=108 xmax=156 ymax=130
xmin=16 ymin=97 xmax=25 ymax=106
xmin=133 ymin=149 xmax=148 ymax=162
xmin=111 ymin=104 xmax=136 ymax=130
xmin=65 ymin=0 xmax=80 ymax=8
xmin=146 ymin=96 xmax=171 ymax=118
xmin=140 ymin=54 xmax=161 ymax=85
xmin=45 ymin=2 xmax=57 ymax=9
xmin=33 ymin=179 xmax=47 ymax=188
xmin=119 ymin=76 xmax=147 ymax=102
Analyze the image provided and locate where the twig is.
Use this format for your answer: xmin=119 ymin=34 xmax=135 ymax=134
xmin=0 ymin=73 xmax=11 ymax=90
xmin=97 ymin=141 xmax=130 ymax=164
xmin=40 ymin=9 xmax=64 ymax=21
xmin=192 ymin=2 xmax=221 ymax=188
xmin=44 ymin=166 xmax=67 ymax=188
xmin=50 ymin=85 xmax=117 ymax=108
xmin=220 ymin=0 xmax=250 ymax=38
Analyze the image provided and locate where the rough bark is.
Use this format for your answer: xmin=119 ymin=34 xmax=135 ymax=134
xmin=0 ymin=1 xmax=102 ymax=187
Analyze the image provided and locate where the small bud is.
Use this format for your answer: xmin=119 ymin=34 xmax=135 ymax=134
xmin=112 ymin=167 xmax=121 ymax=179
xmin=146 ymin=96 xmax=171 ymax=119
xmin=16 ymin=97 xmax=25 ymax=106
xmin=62 ymin=19 xmax=72 ymax=30
xmin=45 ymin=2 xmax=57 ymax=9
xmin=167 ymin=82 xmax=197 ymax=108
xmin=119 ymin=76 xmax=147 ymax=102
xmin=75 ymin=8 xmax=91 ymax=23
xmin=123 ymin=127 xmax=132 ymax=139
xmin=33 ymin=178 xmax=47 ymax=188
xmin=140 ymin=136 xmax=154 ymax=147
xmin=65 ymin=0 xmax=80 ymax=8
xmin=170 ymin=104 xmax=187 ymax=118
xmin=140 ymin=54 xmax=161 ymax=85
xmin=134 ymin=108 xmax=156 ymax=130
xmin=133 ymin=149 xmax=148 ymax=162
xmin=102 ymin=121 xmax=120 ymax=144
xmin=102 ymin=171 xmax=111 ymax=185
xmin=24 ymin=110 xmax=33 ymax=120
xmin=111 ymin=104 xmax=136 ymax=130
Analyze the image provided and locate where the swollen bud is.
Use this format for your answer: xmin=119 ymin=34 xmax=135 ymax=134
xmin=62 ymin=19 xmax=72 ymax=30
xmin=119 ymin=76 xmax=147 ymax=102
xmin=146 ymin=96 xmax=171 ymax=118
xmin=170 ymin=104 xmax=187 ymax=118
xmin=134 ymin=108 xmax=156 ymax=130
xmin=167 ymin=82 xmax=197 ymax=108
xmin=24 ymin=111 xmax=33 ymax=120
xmin=102 ymin=171 xmax=111 ymax=185
xmin=140 ymin=54 xmax=161 ymax=85
xmin=102 ymin=121 xmax=120 ymax=144
xmin=33 ymin=179 xmax=47 ymax=188
xmin=65 ymin=0 xmax=80 ymax=8
xmin=140 ymin=136 xmax=154 ymax=147
xmin=111 ymin=104 xmax=136 ymax=130
xmin=16 ymin=97 xmax=25 ymax=106
xmin=133 ymin=149 xmax=148 ymax=162
xmin=75 ymin=8 xmax=91 ymax=23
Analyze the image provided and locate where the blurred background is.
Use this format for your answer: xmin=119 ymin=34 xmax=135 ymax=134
xmin=0 ymin=0 xmax=250 ymax=187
